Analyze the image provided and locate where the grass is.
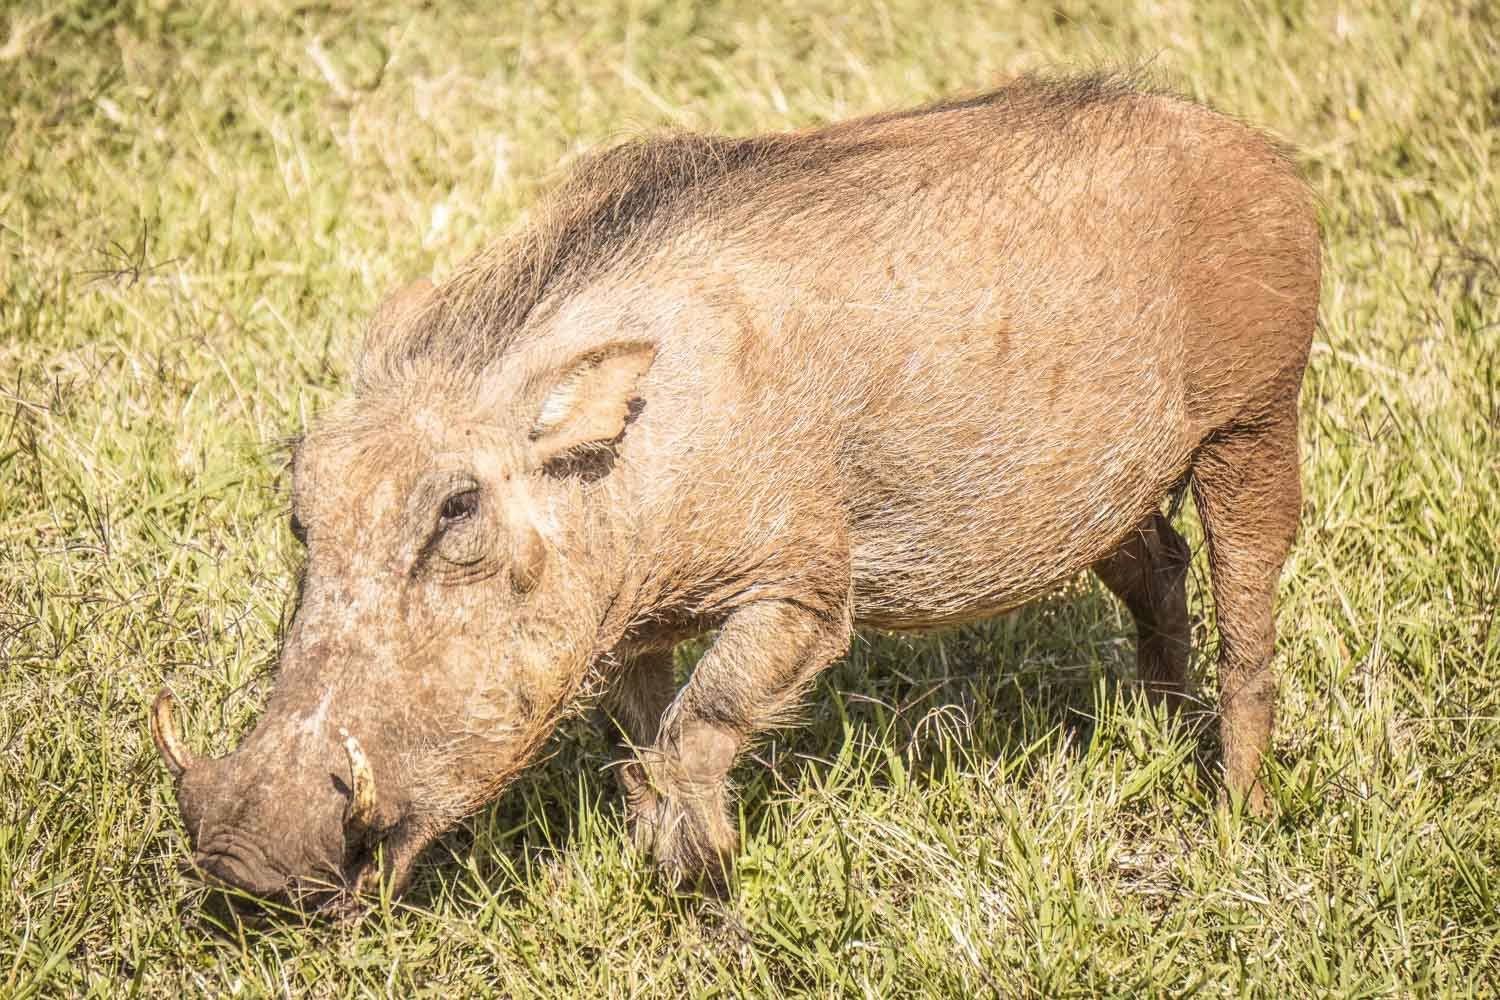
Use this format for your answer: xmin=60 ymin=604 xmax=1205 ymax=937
xmin=1 ymin=0 xmax=1497 ymax=995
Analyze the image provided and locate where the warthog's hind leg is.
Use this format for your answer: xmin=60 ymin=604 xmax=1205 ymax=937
xmin=1191 ymin=411 xmax=1302 ymax=816
xmin=1092 ymin=510 xmax=1194 ymax=711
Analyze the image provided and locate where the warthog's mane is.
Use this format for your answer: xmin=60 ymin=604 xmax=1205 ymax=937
xmin=360 ymin=72 xmax=1167 ymax=387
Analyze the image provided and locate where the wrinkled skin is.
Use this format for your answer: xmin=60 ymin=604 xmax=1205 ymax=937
xmin=153 ymin=76 xmax=1320 ymax=914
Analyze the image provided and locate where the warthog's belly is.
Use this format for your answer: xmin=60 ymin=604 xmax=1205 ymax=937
xmin=847 ymin=465 xmax=1180 ymax=632
xmin=839 ymin=323 xmax=1194 ymax=632
xmin=846 ymin=443 xmax=1189 ymax=630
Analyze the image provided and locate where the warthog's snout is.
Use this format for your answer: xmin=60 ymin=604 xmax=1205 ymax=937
xmin=191 ymin=830 xmax=296 ymax=902
xmin=151 ymin=691 xmax=394 ymax=914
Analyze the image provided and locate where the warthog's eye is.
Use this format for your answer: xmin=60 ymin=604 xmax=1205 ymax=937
xmin=439 ymin=489 xmax=479 ymax=528
xmin=413 ymin=479 xmax=487 ymax=575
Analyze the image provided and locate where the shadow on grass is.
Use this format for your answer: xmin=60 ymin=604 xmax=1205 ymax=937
xmin=396 ymin=578 xmax=1225 ymax=917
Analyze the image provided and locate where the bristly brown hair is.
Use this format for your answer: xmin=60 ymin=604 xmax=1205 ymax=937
xmin=358 ymin=72 xmax=1177 ymax=389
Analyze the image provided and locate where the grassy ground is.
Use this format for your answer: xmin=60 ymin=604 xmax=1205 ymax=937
xmin=2 ymin=0 xmax=1497 ymax=995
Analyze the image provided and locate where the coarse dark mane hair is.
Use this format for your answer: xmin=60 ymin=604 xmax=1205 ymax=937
xmin=359 ymin=72 xmax=1166 ymax=387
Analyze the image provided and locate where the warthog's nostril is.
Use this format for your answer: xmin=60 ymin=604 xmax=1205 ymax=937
xmin=194 ymin=846 xmax=351 ymax=917
xmin=195 ymin=850 xmax=278 ymax=898
xmin=191 ymin=832 xmax=292 ymax=898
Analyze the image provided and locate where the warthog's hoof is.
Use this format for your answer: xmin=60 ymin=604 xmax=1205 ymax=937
xmin=1218 ymin=779 xmax=1273 ymax=819
xmin=628 ymin=786 xmax=737 ymax=895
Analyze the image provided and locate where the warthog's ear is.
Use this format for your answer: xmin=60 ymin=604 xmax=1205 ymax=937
xmin=526 ymin=341 xmax=656 ymax=465
xmin=356 ymin=277 xmax=435 ymax=388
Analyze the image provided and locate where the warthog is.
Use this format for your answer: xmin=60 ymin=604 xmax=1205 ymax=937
xmin=151 ymin=74 xmax=1320 ymax=914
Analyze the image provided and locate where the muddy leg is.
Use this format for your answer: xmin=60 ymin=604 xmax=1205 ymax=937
xmin=596 ymin=647 xmax=677 ymax=825
xmin=636 ymin=598 xmax=851 ymax=890
xmin=1093 ymin=511 xmax=1194 ymax=711
xmin=1192 ymin=414 xmax=1302 ymax=815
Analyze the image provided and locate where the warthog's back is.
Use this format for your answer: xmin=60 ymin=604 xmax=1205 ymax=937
xmin=601 ymin=78 xmax=1320 ymax=628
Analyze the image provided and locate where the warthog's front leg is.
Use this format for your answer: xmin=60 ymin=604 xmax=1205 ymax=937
xmin=633 ymin=597 xmax=851 ymax=889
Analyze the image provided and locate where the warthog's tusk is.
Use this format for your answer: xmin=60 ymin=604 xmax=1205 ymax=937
xmin=339 ymin=727 xmax=378 ymax=835
xmin=150 ymin=689 xmax=194 ymax=778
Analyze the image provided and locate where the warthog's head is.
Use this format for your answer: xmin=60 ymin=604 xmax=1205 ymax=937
xmin=151 ymin=281 xmax=658 ymax=915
